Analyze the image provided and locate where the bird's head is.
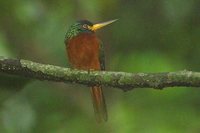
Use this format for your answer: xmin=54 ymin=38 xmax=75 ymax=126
xmin=65 ymin=19 xmax=117 ymax=41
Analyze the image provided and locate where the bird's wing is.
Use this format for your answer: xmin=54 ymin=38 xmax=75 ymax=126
xmin=99 ymin=41 xmax=105 ymax=70
xmin=92 ymin=41 xmax=107 ymax=122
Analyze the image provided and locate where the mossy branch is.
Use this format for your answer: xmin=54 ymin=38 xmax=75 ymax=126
xmin=0 ymin=56 xmax=200 ymax=91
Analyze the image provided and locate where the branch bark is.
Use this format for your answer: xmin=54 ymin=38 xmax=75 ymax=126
xmin=0 ymin=56 xmax=200 ymax=91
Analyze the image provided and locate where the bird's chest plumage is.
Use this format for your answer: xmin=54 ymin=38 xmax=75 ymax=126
xmin=66 ymin=33 xmax=100 ymax=70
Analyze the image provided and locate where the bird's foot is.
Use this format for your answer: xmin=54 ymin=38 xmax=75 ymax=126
xmin=87 ymin=69 xmax=95 ymax=74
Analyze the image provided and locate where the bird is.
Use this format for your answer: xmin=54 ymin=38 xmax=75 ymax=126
xmin=64 ymin=19 xmax=117 ymax=122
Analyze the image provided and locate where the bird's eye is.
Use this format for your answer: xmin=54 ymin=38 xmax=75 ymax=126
xmin=82 ymin=24 xmax=88 ymax=29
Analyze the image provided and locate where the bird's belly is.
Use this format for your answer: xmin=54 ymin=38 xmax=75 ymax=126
xmin=67 ymin=42 xmax=100 ymax=70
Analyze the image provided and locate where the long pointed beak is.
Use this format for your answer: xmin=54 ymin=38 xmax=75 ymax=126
xmin=91 ymin=19 xmax=118 ymax=31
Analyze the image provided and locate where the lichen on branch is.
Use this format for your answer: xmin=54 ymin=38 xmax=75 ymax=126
xmin=1 ymin=56 xmax=200 ymax=91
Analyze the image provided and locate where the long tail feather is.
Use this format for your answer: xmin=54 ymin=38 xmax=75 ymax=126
xmin=90 ymin=86 xmax=107 ymax=122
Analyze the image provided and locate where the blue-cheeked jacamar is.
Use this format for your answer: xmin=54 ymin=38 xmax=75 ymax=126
xmin=64 ymin=19 xmax=117 ymax=122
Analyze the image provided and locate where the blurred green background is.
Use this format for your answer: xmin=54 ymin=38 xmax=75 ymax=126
xmin=0 ymin=0 xmax=200 ymax=133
